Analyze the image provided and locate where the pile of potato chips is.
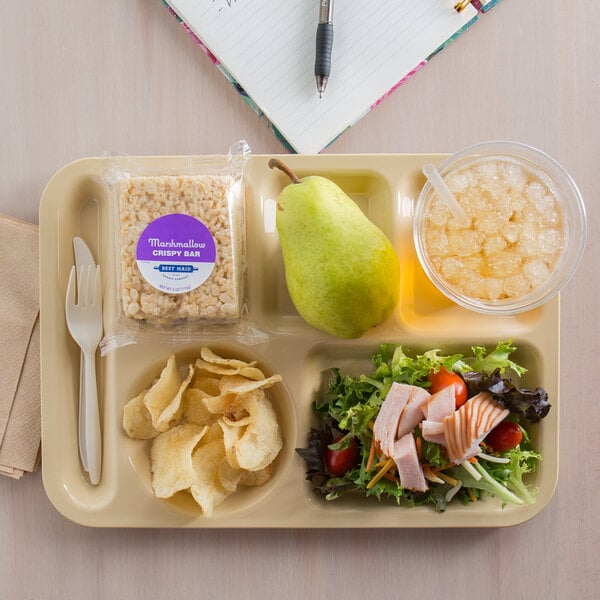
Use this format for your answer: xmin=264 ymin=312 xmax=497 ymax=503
xmin=122 ymin=347 xmax=283 ymax=516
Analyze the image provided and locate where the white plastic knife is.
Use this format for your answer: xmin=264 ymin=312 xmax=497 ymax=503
xmin=73 ymin=237 xmax=96 ymax=475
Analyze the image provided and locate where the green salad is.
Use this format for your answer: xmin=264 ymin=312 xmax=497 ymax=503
xmin=296 ymin=341 xmax=550 ymax=511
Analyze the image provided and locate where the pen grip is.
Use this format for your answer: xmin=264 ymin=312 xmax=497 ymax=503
xmin=314 ymin=22 xmax=333 ymax=77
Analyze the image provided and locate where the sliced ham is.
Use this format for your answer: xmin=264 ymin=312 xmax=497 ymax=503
xmin=442 ymin=392 xmax=509 ymax=464
xmin=396 ymin=386 xmax=431 ymax=438
xmin=392 ymin=433 xmax=428 ymax=492
xmin=372 ymin=382 xmax=411 ymax=457
xmin=422 ymin=385 xmax=456 ymax=422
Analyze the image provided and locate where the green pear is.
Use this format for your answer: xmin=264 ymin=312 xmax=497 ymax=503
xmin=268 ymin=159 xmax=400 ymax=339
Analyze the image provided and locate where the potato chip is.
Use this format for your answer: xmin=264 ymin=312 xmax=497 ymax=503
xmin=239 ymin=463 xmax=273 ymax=487
xmin=122 ymin=389 xmax=158 ymax=440
xmin=201 ymin=391 xmax=238 ymax=415
xmin=218 ymin=417 xmax=247 ymax=469
xmin=200 ymin=346 xmax=256 ymax=369
xmin=218 ymin=373 xmax=282 ymax=395
xmin=182 ymin=387 xmax=215 ymax=425
xmin=221 ymin=413 xmax=253 ymax=428
xmin=143 ymin=355 xmax=181 ymax=431
xmin=203 ymin=422 xmax=225 ymax=443
xmin=150 ymin=423 xmax=207 ymax=498
xmin=191 ymin=375 xmax=221 ymax=396
xmin=217 ymin=459 xmax=243 ymax=493
xmin=194 ymin=358 xmax=267 ymax=381
xmin=236 ymin=365 xmax=266 ymax=381
xmin=154 ymin=364 xmax=194 ymax=432
xmin=190 ymin=438 xmax=229 ymax=516
xmin=229 ymin=395 xmax=282 ymax=472
xmin=202 ymin=389 xmax=260 ymax=418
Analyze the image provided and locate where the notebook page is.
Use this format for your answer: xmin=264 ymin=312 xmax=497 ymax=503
xmin=168 ymin=1 xmax=477 ymax=153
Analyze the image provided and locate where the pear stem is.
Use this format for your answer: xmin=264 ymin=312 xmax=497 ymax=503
xmin=268 ymin=158 xmax=301 ymax=184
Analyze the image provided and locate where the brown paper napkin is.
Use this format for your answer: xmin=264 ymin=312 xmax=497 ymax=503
xmin=0 ymin=214 xmax=40 ymax=478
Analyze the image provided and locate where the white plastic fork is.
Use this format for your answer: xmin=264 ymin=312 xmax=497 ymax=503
xmin=65 ymin=265 xmax=103 ymax=485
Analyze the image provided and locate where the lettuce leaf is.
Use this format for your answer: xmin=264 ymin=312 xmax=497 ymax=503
xmin=505 ymin=447 xmax=540 ymax=504
xmin=466 ymin=340 xmax=527 ymax=376
xmin=446 ymin=462 xmax=524 ymax=506
xmin=463 ymin=370 xmax=551 ymax=423
xmin=500 ymin=427 xmax=541 ymax=503
xmin=387 ymin=346 xmax=468 ymax=384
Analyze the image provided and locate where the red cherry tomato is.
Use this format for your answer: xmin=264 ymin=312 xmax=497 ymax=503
xmin=427 ymin=366 xmax=468 ymax=408
xmin=325 ymin=435 xmax=359 ymax=476
xmin=485 ymin=421 xmax=523 ymax=452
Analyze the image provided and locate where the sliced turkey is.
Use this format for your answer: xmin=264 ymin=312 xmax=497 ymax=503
xmin=396 ymin=385 xmax=431 ymax=439
xmin=392 ymin=433 xmax=428 ymax=492
xmin=372 ymin=382 xmax=411 ymax=457
xmin=442 ymin=392 xmax=509 ymax=464
xmin=421 ymin=419 xmax=446 ymax=446
xmin=422 ymin=385 xmax=456 ymax=422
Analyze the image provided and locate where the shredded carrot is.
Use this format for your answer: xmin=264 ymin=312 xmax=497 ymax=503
xmin=415 ymin=436 xmax=422 ymax=460
xmin=468 ymin=456 xmax=478 ymax=464
xmin=383 ymin=472 xmax=399 ymax=483
xmin=367 ymin=458 xmax=395 ymax=489
xmin=467 ymin=488 xmax=477 ymax=502
xmin=423 ymin=464 xmax=444 ymax=484
xmin=437 ymin=472 xmax=459 ymax=487
xmin=431 ymin=463 xmax=452 ymax=472
xmin=365 ymin=437 xmax=377 ymax=472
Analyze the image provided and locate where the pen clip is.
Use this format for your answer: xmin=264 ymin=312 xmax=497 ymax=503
xmin=454 ymin=0 xmax=473 ymax=12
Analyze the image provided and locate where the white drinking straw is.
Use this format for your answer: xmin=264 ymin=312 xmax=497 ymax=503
xmin=422 ymin=164 xmax=469 ymax=227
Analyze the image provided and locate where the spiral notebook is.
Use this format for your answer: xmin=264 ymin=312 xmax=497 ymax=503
xmin=164 ymin=0 xmax=501 ymax=154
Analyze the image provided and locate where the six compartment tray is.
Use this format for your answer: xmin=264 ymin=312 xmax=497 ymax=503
xmin=39 ymin=154 xmax=559 ymax=527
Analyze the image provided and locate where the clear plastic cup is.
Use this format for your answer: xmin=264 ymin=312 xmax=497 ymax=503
xmin=413 ymin=141 xmax=587 ymax=315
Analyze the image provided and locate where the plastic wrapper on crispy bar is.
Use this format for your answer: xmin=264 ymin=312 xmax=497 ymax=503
xmin=100 ymin=141 xmax=267 ymax=355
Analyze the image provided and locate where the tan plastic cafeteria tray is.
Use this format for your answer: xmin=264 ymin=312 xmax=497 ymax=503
xmin=39 ymin=154 xmax=559 ymax=527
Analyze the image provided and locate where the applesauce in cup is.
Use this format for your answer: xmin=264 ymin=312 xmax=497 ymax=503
xmin=414 ymin=141 xmax=587 ymax=315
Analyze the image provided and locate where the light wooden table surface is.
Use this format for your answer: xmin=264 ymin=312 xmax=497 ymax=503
xmin=1 ymin=1 xmax=598 ymax=598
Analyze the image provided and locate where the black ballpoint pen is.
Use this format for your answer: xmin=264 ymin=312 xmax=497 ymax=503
xmin=314 ymin=0 xmax=334 ymax=98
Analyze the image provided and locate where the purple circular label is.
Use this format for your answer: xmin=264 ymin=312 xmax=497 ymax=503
xmin=135 ymin=214 xmax=216 ymax=294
